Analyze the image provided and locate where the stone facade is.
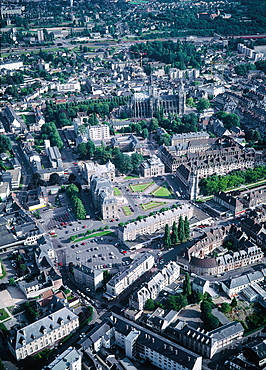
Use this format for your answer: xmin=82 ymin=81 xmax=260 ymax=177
xmin=140 ymin=155 xmax=165 ymax=177
xmin=90 ymin=175 xmax=118 ymax=220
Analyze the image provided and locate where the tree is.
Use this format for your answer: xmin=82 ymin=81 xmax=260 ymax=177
xmin=163 ymin=224 xmax=171 ymax=249
xmin=196 ymin=98 xmax=210 ymax=113
xmin=9 ymin=278 xmax=15 ymax=286
xmin=142 ymin=128 xmax=149 ymax=139
xmin=183 ymin=272 xmax=192 ymax=296
xmin=184 ymin=216 xmax=190 ymax=239
xmin=200 ymin=300 xmax=212 ymax=315
xmin=149 ymin=118 xmax=159 ymax=132
xmin=171 ymin=221 xmax=179 ymax=245
xmin=145 ymin=299 xmax=155 ymax=310
xmin=114 ymin=153 xmax=133 ymax=174
xmin=231 ymin=297 xmax=237 ymax=308
xmin=20 ymin=264 xmax=27 ymax=272
xmin=68 ymin=173 xmax=76 ymax=183
xmin=49 ymin=173 xmax=60 ymax=185
xmin=131 ymin=152 xmax=143 ymax=170
xmin=178 ymin=216 xmax=185 ymax=242
xmin=204 ymin=312 xmax=219 ymax=330
xmin=0 ymin=135 xmax=12 ymax=153
xmin=220 ymin=302 xmax=231 ymax=313
xmin=67 ymin=183 xmax=79 ymax=197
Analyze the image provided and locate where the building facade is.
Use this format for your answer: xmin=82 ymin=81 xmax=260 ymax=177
xmin=140 ymin=155 xmax=165 ymax=177
xmin=90 ymin=175 xmax=118 ymax=220
xmin=8 ymin=307 xmax=79 ymax=360
xmin=106 ymin=253 xmax=154 ymax=298
xmin=88 ymin=124 xmax=110 ymax=142
xmin=73 ymin=264 xmax=104 ymax=291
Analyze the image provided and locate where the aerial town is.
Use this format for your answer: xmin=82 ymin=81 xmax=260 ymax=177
xmin=0 ymin=0 xmax=266 ymax=369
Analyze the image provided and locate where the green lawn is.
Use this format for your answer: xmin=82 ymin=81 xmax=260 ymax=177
xmin=152 ymin=182 xmax=175 ymax=198
xmin=130 ymin=182 xmax=154 ymax=193
xmin=141 ymin=201 xmax=166 ymax=211
xmin=0 ymin=308 xmax=9 ymax=321
xmin=114 ymin=187 xmax=122 ymax=196
xmin=122 ymin=206 xmax=132 ymax=216
xmin=75 ymin=231 xmax=116 ymax=242
xmin=124 ymin=175 xmax=139 ymax=180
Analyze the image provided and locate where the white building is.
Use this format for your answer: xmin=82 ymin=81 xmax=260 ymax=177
xmin=88 ymin=124 xmax=110 ymax=142
xmin=0 ymin=60 xmax=23 ymax=71
xmin=118 ymin=205 xmax=194 ymax=241
xmin=140 ymin=155 xmax=165 ymax=177
xmin=221 ymin=270 xmax=266 ymax=298
xmin=84 ymin=160 xmax=115 ymax=184
xmin=106 ymin=253 xmax=154 ymax=298
xmin=83 ymin=312 xmax=202 ymax=370
xmin=57 ymin=81 xmax=80 ymax=92
xmin=8 ymin=307 xmax=79 ymax=361
xmin=0 ymin=182 xmax=10 ymax=201
xmin=45 ymin=347 xmax=82 ymax=370
xmin=129 ymin=261 xmax=180 ymax=310
xmin=73 ymin=264 xmax=104 ymax=291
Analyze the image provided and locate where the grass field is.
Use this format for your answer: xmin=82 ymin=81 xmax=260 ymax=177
xmin=0 ymin=308 xmax=9 ymax=321
xmin=75 ymin=231 xmax=116 ymax=242
xmin=114 ymin=187 xmax=122 ymax=196
xmin=125 ymin=175 xmax=139 ymax=180
xmin=152 ymin=182 xmax=175 ymax=198
xmin=141 ymin=201 xmax=166 ymax=211
xmin=122 ymin=206 xmax=132 ymax=216
xmin=130 ymin=182 xmax=154 ymax=192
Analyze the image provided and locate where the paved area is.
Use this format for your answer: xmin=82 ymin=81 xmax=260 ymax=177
xmin=176 ymin=304 xmax=204 ymax=328
xmin=0 ymin=286 xmax=25 ymax=309
xmin=40 ymin=205 xmax=76 ymax=231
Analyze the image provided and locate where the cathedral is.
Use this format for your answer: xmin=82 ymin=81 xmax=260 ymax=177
xmin=127 ymin=81 xmax=186 ymax=119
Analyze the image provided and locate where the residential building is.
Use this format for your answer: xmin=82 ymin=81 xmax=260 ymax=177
xmin=88 ymin=124 xmax=110 ymax=142
xmin=106 ymin=253 xmax=154 ymax=298
xmin=83 ymin=160 xmax=115 ymax=184
xmin=0 ymin=182 xmax=10 ymax=201
xmin=56 ymin=81 xmax=80 ymax=92
xmin=118 ymin=204 xmax=195 ymax=242
xmin=46 ymin=146 xmax=62 ymax=168
xmin=1 ymin=104 xmax=27 ymax=133
xmin=80 ymin=312 xmax=202 ymax=370
xmin=0 ymin=60 xmax=23 ymax=71
xmin=171 ymin=132 xmax=209 ymax=146
xmin=8 ymin=307 xmax=79 ymax=360
xmin=129 ymin=261 xmax=180 ymax=310
xmin=221 ymin=270 xmax=266 ymax=297
xmin=90 ymin=175 xmax=118 ymax=220
xmin=192 ymin=277 xmax=210 ymax=295
xmin=111 ymin=134 xmax=142 ymax=153
xmin=140 ymin=155 xmax=165 ymax=177
xmin=168 ymin=320 xmax=244 ymax=359
xmin=2 ymin=168 xmax=21 ymax=189
xmin=45 ymin=347 xmax=82 ymax=370
xmin=73 ymin=264 xmax=104 ymax=291
xmin=145 ymin=308 xmax=179 ymax=333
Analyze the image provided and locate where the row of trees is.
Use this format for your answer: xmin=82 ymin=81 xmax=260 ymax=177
xmin=163 ymin=216 xmax=190 ymax=248
xmin=199 ymin=166 xmax=266 ymax=196
xmin=66 ymin=184 xmax=86 ymax=220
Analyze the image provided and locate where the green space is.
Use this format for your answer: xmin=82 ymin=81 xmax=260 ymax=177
xmin=152 ymin=182 xmax=175 ymax=198
xmin=124 ymin=175 xmax=139 ymax=180
xmin=0 ymin=261 xmax=6 ymax=280
xmin=129 ymin=182 xmax=154 ymax=192
xmin=75 ymin=231 xmax=116 ymax=243
xmin=141 ymin=201 xmax=166 ymax=211
xmin=0 ymin=308 xmax=9 ymax=321
xmin=122 ymin=206 xmax=133 ymax=216
xmin=114 ymin=187 xmax=122 ymax=196
xmin=199 ymin=166 xmax=266 ymax=196
xmin=23 ymin=114 xmax=36 ymax=124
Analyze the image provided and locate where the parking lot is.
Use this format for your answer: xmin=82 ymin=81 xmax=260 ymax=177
xmin=58 ymin=236 xmax=131 ymax=270
xmin=40 ymin=206 xmax=76 ymax=231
